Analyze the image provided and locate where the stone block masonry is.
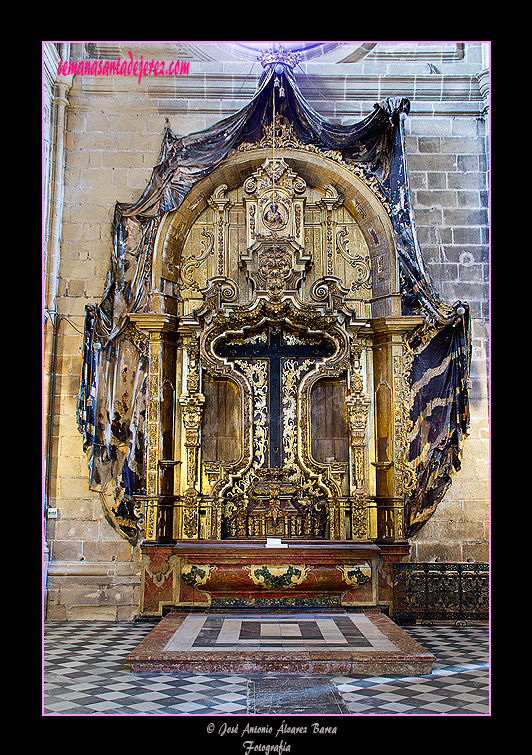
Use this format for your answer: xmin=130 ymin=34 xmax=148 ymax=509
xmin=407 ymin=135 xmax=489 ymax=319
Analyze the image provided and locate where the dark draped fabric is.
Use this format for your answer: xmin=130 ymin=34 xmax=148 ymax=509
xmin=77 ymin=63 xmax=470 ymax=540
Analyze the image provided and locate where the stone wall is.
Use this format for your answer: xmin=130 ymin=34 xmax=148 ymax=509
xmin=405 ymin=120 xmax=489 ymax=563
xmin=43 ymin=42 xmax=490 ymax=620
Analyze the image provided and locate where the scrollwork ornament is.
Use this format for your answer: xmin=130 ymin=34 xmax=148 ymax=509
xmin=179 ymin=228 xmax=214 ymax=292
xmin=181 ymin=563 xmax=217 ymax=588
xmin=309 ymin=276 xmax=350 ymax=314
xmin=235 ymin=359 xmax=269 ymax=470
xmin=282 ymin=359 xmax=315 ymax=470
xmin=350 ymin=492 xmax=369 ymax=539
xmin=200 ymin=276 xmax=239 ymax=313
xmin=245 ymin=564 xmax=310 ymax=589
xmin=346 ymin=393 xmax=371 ymax=489
xmin=182 ymin=488 xmax=200 ymax=539
xmin=337 ymin=562 xmax=371 ymax=587
xmin=336 ymin=226 xmax=372 ymax=291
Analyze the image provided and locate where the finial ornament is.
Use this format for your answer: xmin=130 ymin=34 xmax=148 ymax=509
xmin=258 ymin=46 xmax=301 ymax=69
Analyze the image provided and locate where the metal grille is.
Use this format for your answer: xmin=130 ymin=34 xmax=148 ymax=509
xmin=392 ymin=563 xmax=489 ymax=624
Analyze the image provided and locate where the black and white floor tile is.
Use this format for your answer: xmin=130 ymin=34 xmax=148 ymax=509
xmin=333 ymin=623 xmax=489 ymax=715
xmin=43 ymin=620 xmax=489 ymax=716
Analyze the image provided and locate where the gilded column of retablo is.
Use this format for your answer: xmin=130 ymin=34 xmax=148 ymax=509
xmin=371 ymin=317 xmax=421 ymax=539
xmin=179 ymin=335 xmax=205 ymax=538
xmin=346 ymin=337 xmax=372 ymax=539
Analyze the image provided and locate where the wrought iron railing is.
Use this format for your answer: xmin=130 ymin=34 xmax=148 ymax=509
xmin=392 ymin=562 xmax=489 ymax=624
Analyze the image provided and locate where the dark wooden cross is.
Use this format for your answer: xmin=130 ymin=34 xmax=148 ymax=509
xmin=215 ymin=325 xmax=333 ymax=468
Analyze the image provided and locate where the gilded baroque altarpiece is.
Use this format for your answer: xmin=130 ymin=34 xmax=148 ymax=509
xmin=129 ymin=125 xmax=421 ymax=547
xmin=77 ymin=61 xmax=471 ymax=613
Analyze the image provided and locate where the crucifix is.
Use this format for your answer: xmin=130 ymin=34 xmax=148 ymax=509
xmin=215 ymin=325 xmax=334 ymax=469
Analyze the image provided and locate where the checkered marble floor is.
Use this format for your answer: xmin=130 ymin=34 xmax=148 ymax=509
xmin=43 ymin=619 xmax=489 ymax=716
xmin=333 ymin=623 xmax=489 ymax=715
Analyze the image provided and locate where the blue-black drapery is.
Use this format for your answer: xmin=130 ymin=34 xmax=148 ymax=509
xmin=77 ymin=63 xmax=470 ymax=541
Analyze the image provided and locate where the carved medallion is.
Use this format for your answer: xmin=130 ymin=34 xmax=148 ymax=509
xmin=262 ymin=201 xmax=288 ymax=232
xmin=181 ymin=563 xmax=217 ymax=588
xmin=337 ymin=563 xmax=371 ymax=587
xmin=245 ymin=564 xmax=310 ymax=589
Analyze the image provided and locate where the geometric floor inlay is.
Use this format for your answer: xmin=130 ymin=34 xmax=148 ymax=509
xmin=44 ymin=621 xmax=489 ymax=715
xmin=127 ymin=611 xmax=437 ymax=677
xmin=163 ymin=613 xmax=398 ymax=652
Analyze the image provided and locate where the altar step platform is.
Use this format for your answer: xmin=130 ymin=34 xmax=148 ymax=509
xmin=127 ymin=610 xmax=435 ymax=676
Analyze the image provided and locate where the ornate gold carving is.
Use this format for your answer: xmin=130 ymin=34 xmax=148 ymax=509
xmin=208 ymin=184 xmax=232 ymax=276
xmin=234 ymin=359 xmax=269 ymax=470
xmin=350 ymin=492 xmax=369 ymax=539
xmin=318 ymin=185 xmax=343 ymax=275
xmin=242 ymin=159 xmax=307 ymax=296
xmin=238 ymin=116 xmax=392 ymax=215
xmin=257 ymin=245 xmax=292 ymax=297
xmin=223 ymin=468 xmax=327 ymax=539
xmin=179 ymin=228 xmax=214 ymax=293
xmin=336 ymin=226 xmax=372 ymax=291
xmin=346 ymin=393 xmax=371 ymax=487
xmin=144 ymin=498 xmax=158 ymax=542
xmin=182 ymin=488 xmax=200 ymax=538
xmin=201 ymin=297 xmax=346 ymax=375
xmin=245 ymin=564 xmax=310 ymax=589
xmin=244 ymin=158 xmax=307 ymax=248
xmin=122 ymin=318 xmax=148 ymax=353
xmin=309 ymin=276 xmax=351 ymax=315
xmin=234 ymin=330 xmax=268 ymax=346
xmin=178 ymin=334 xmax=206 ymax=537
xmin=282 ymin=358 xmax=315 ymax=472
xmin=147 ymin=338 xmax=161 ymax=503
xmin=199 ymin=276 xmax=240 ymax=315
xmin=242 ymin=113 xmax=301 ymax=150
xmin=180 ymin=393 xmax=205 ymax=485
xmin=243 ymin=237 xmax=310 ymax=299
xmin=337 ymin=563 xmax=371 ymax=588
xmin=345 ymin=338 xmax=372 ymax=492
xmin=393 ymin=345 xmax=416 ymax=498
xmin=181 ymin=563 xmax=217 ymax=588
xmin=172 ymin=152 xmax=375 ymax=541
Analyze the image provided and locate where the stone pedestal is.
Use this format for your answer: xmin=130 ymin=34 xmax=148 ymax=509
xmin=127 ymin=609 xmax=435 ymax=676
